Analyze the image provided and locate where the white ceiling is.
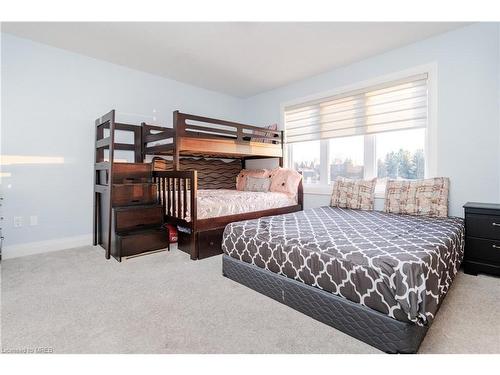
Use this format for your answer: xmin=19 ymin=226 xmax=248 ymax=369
xmin=2 ymin=22 xmax=467 ymax=97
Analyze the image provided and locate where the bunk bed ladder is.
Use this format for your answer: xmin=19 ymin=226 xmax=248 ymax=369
xmin=93 ymin=110 xmax=116 ymax=260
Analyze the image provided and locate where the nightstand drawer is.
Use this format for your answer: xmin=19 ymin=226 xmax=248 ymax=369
xmin=465 ymin=237 xmax=500 ymax=264
xmin=465 ymin=213 xmax=500 ymax=240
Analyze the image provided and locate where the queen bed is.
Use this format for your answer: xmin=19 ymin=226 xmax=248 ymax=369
xmin=221 ymin=206 xmax=464 ymax=353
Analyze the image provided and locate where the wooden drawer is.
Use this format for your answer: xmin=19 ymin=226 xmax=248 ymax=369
xmin=465 ymin=213 xmax=500 ymax=240
xmin=114 ymin=205 xmax=163 ymax=232
xmin=111 ymin=163 xmax=152 ymax=184
xmin=197 ymin=228 xmax=224 ymax=259
xmin=118 ymin=228 xmax=169 ymax=257
xmin=465 ymin=237 xmax=500 ymax=265
xmin=112 ymin=183 xmax=157 ymax=206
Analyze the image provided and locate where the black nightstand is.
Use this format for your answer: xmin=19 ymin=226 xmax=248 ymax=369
xmin=463 ymin=202 xmax=500 ymax=276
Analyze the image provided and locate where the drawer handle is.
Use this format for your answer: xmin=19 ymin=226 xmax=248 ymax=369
xmin=492 ymin=223 xmax=500 ymax=227
xmin=493 ymin=245 xmax=500 ymax=249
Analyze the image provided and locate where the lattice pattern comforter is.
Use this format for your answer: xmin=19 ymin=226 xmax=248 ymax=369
xmin=222 ymin=207 xmax=464 ymax=325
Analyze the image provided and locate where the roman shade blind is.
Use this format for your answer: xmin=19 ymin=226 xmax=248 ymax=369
xmin=285 ymin=73 xmax=428 ymax=143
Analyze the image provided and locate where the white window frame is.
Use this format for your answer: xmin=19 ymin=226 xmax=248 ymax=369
xmin=282 ymin=64 xmax=438 ymax=196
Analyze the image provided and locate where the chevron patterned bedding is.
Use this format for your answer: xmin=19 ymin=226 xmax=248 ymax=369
xmin=222 ymin=207 xmax=464 ymax=325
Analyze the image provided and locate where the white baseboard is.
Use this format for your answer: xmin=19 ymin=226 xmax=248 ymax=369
xmin=2 ymin=234 xmax=93 ymax=260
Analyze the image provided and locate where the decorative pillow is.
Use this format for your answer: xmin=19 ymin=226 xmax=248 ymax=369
xmin=269 ymin=168 xmax=302 ymax=196
xmin=236 ymin=169 xmax=268 ymax=191
xmin=330 ymin=177 xmax=377 ymax=210
xmin=384 ymin=177 xmax=449 ymax=217
xmin=244 ymin=177 xmax=271 ymax=192
xmin=252 ymin=124 xmax=279 ymax=143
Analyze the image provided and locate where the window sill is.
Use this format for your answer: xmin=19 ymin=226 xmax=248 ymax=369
xmin=303 ymin=185 xmax=332 ymax=196
xmin=303 ymin=184 xmax=386 ymax=199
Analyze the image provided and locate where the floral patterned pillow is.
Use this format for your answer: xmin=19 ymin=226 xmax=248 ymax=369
xmin=269 ymin=167 xmax=302 ymax=197
xmin=384 ymin=177 xmax=449 ymax=217
xmin=236 ymin=169 xmax=268 ymax=190
xmin=330 ymin=177 xmax=377 ymax=210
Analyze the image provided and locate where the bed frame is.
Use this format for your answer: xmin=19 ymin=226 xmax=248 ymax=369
xmin=94 ymin=109 xmax=302 ymax=261
xmin=222 ymin=255 xmax=429 ymax=353
xmin=144 ymin=111 xmax=304 ymax=260
xmin=142 ymin=111 xmax=285 ymax=167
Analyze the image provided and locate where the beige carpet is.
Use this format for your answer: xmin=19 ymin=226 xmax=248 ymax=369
xmin=1 ymin=245 xmax=499 ymax=354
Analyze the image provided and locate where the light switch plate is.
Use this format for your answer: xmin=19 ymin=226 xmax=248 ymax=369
xmin=30 ymin=215 xmax=38 ymax=226
xmin=14 ymin=216 xmax=23 ymax=227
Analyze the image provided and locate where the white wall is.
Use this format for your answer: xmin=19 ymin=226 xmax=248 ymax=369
xmin=242 ymin=23 xmax=500 ymax=217
xmin=1 ymin=33 xmax=245 ymax=255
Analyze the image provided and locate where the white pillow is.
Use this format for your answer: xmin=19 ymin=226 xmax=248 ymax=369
xmin=244 ymin=176 xmax=271 ymax=192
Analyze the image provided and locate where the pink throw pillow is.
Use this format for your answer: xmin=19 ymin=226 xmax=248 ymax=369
xmin=236 ymin=169 xmax=268 ymax=191
xmin=269 ymin=168 xmax=302 ymax=196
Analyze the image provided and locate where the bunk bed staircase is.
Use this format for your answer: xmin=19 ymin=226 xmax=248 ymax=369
xmin=93 ymin=110 xmax=169 ymax=261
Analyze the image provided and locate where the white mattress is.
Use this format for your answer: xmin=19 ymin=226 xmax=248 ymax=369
xmin=169 ymin=189 xmax=297 ymax=221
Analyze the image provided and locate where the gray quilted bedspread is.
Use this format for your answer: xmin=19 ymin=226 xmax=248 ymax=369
xmin=222 ymin=207 xmax=464 ymax=325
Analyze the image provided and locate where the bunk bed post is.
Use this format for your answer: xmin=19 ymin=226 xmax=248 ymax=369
xmin=93 ymin=109 xmax=116 ymax=259
xmin=140 ymin=122 xmax=147 ymax=162
xmin=93 ymin=119 xmax=104 ymax=246
xmin=297 ymin=178 xmax=304 ymax=209
xmin=279 ymin=130 xmax=285 ymax=167
xmin=173 ymin=110 xmax=180 ymax=170
xmin=190 ymin=171 xmax=198 ymax=260
xmin=134 ymin=125 xmax=143 ymax=162
xmin=105 ymin=110 xmax=116 ymax=260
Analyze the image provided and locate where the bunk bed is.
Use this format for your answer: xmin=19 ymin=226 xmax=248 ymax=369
xmin=143 ymin=111 xmax=304 ymax=260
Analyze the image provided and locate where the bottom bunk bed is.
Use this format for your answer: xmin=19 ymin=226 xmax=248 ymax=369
xmin=221 ymin=206 xmax=465 ymax=353
xmin=152 ymin=158 xmax=303 ymax=260
xmin=176 ymin=188 xmax=302 ymax=260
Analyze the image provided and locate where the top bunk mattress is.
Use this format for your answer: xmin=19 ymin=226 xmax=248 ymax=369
xmin=222 ymin=206 xmax=464 ymax=326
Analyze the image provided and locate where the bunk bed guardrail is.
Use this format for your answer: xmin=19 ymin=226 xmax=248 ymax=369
xmin=176 ymin=112 xmax=282 ymax=143
xmin=153 ymin=170 xmax=198 ymax=231
xmin=142 ymin=111 xmax=283 ymax=157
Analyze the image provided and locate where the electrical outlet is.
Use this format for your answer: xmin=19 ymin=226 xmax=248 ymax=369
xmin=14 ymin=216 xmax=23 ymax=227
xmin=30 ymin=215 xmax=38 ymax=226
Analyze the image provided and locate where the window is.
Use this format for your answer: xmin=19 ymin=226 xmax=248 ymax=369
xmin=289 ymin=140 xmax=321 ymax=184
xmin=285 ymin=73 xmax=428 ymax=188
xmin=376 ymin=128 xmax=425 ymax=180
xmin=329 ymin=136 xmax=364 ymax=181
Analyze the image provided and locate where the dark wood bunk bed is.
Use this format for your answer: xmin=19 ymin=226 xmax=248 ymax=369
xmin=143 ymin=111 xmax=304 ymax=260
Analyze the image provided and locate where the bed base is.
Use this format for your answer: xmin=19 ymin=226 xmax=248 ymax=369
xmin=222 ymin=255 xmax=429 ymax=354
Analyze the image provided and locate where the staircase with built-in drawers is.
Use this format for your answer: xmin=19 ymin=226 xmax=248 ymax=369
xmin=93 ymin=111 xmax=169 ymax=261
